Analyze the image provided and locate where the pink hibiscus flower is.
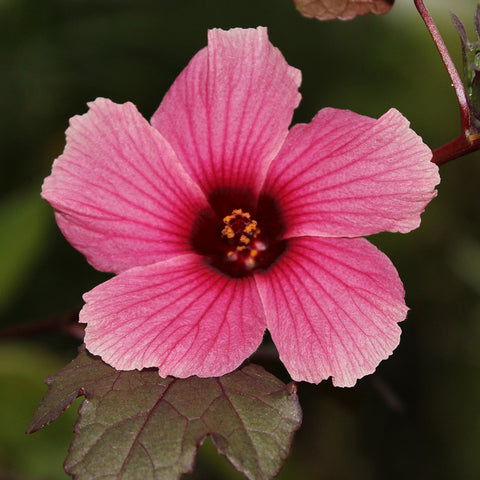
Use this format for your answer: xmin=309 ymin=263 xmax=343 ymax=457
xmin=42 ymin=27 xmax=439 ymax=387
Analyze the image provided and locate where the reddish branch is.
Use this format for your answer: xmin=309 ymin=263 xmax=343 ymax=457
xmin=0 ymin=309 xmax=84 ymax=341
xmin=414 ymin=0 xmax=480 ymax=165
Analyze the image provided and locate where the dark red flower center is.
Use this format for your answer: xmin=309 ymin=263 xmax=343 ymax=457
xmin=190 ymin=189 xmax=287 ymax=278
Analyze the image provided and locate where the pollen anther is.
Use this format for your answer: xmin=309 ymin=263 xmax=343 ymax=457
xmin=221 ymin=208 xmax=264 ymax=268
xmin=221 ymin=225 xmax=235 ymax=239
xmin=226 ymin=251 xmax=238 ymax=261
xmin=244 ymin=221 xmax=257 ymax=234
xmin=239 ymin=234 xmax=250 ymax=245
xmin=221 ymin=209 xmax=259 ymax=242
xmin=245 ymin=257 xmax=256 ymax=269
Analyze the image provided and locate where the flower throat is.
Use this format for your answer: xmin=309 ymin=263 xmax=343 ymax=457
xmin=190 ymin=190 xmax=288 ymax=279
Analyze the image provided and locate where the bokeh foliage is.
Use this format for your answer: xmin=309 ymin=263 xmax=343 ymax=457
xmin=1 ymin=0 xmax=480 ymax=479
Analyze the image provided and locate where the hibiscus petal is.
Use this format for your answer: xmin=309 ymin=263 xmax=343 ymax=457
xmin=255 ymin=236 xmax=407 ymax=386
xmin=262 ymin=108 xmax=440 ymax=237
xmin=151 ymin=27 xmax=301 ymax=197
xmin=81 ymin=254 xmax=267 ymax=378
xmin=42 ymin=98 xmax=208 ymax=273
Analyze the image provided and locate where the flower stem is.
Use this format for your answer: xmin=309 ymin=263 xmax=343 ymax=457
xmin=413 ymin=0 xmax=480 ymax=165
xmin=414 ymin=0 xmax=471 ymax=133
xmin=432 ymin=134 xmax=479 ymax=166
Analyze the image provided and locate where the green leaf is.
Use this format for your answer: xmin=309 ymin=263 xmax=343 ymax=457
xmin=293 ymin=0 xmax=394 ymax=21
xmin=28 ymin=349 xmax=302 ymax=480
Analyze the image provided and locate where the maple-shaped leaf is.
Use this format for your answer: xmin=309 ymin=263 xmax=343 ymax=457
xmin=27 ymin=349 xmax=302 ymax=480
xmin=294 ymin=0 xmax=394 ymax=21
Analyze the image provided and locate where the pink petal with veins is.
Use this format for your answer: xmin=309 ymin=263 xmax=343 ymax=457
xmin=151 ymin=27 xmax=301 ymax=197
xmin=81 ymin=254 xmax=267 ymax=378
xmin=42 ymin=28 xmax=440 ymax=386
xmin=42 ymin=98 xmax=208 ymax=274
xmin=262 ymin=108 xmax=439 ymax=238
xmin=256 ymin=236 xmax=407 ymax=387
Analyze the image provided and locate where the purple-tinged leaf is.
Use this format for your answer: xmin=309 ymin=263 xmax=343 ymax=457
xmin=451 ymin=6 xmax=480 ymax=130
xmin=451 ymin=12 xmax=469 ymax=46
xmin=26 ymin=346 xmax=113 ymax=433
xmin=451 ymin=12 xmax=471 ymax=82
xmin=27 ymin=349 xmax=301 ymax=480
xmin=293 ymin=0 xmax=394 ymax=21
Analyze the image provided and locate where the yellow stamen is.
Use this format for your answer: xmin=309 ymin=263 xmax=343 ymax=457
xmin=244 ymin=221 xmax=257 ymax=234
xmin=245 ymin=257 xmax=255 ymax=268
xmin=227 ymin=251 xmax=237 ymax=261
xmin=239 ymin=235 xmax=250 ymax=245
xmin=221 ymin=225 xmax=235 ymax=239
xmin=221 ymin=208 xmax=260 ymax=247
xmin=233 ymin=208 xmax=248 ymax=217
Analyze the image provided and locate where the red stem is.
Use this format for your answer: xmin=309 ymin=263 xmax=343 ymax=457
xmin=432 ymin=134 xmax=480 ymax=165
xmin=414 ymin=0 xmax=471 ymax=134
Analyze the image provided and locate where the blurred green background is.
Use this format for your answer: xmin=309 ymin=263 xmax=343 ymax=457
xmin=1 ymin=0 xmax=480 ymax=479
